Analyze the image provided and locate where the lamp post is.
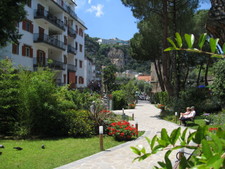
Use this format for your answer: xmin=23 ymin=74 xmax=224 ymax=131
xmin=99 ymin=126 xmax=104 ymax=151
xmin=175 ymin=112 xmax=178 ymax=123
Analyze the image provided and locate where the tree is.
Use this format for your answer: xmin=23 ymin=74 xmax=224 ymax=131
xmin=212 ymin=60 xmax=225 ymax=108
xmin=0 ymin=59 xmax=19 ymax=135
xmin=121 ymin=0 xmax=201 ymax=97
xmin=0 ymin=0 xmax=27 ymax=46
xmin=102 ymin=65 xmax=117 ymax=93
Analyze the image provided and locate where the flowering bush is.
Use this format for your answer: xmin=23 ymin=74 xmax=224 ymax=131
xmin=156 ymin=104 xmax=165 ymax=109
xmin=107 ymin=121 xmax=137 ymax=141
xmin=128 ymin=103 xmax=136 ymax=109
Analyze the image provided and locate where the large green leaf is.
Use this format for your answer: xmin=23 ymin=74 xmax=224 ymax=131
xmin=184 ymin=34 xmax=194 ymax=48
xmin=209 ymin=38 xmax=219 ymax=53
xmin=202 ymin=139 xmax=212 ymax=159
xmin=164 ymin=154 xmax=172 ymax=169
xmin=164 ymin=47 xmax=176 ymax=52
xmin=193 ymin=126 xmax=206 ymax=144
xmin=167 ymin=37 xmax=177 ymax=49
xmin=175 ymin=32 xmax=182 ymax=48
xmin=181 ymin=127 xmax=188 ymax=142
xmin=187 ymin=131 xmax=196 ymax=144
xmin=130 ymin=146 xmax=141 ymax=155
xmin=169 ymin=127 xmax=181 ymax=146
xmin=198 ymin=33 xmax=207 ymax=50
xmin=161 ymin=128 xmax=170 ymax=145
xmin=151 ymin=135 xmax=157 ymax=151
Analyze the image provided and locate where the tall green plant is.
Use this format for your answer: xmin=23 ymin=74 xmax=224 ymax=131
xmin=0 ymin=59 xmax=19 ymax=135
xmin=17 ymin=68 xmax=64 ymax=136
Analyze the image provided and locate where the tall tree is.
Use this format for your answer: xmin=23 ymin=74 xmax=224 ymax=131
xmin=122 ymin=0 xmax=201 ymax=97
xmin=0 ymin=0 xmax=27 ymax=46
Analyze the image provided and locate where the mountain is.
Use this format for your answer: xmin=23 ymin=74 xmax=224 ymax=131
xmin=85 ymin=34 xmax=150 ymax=73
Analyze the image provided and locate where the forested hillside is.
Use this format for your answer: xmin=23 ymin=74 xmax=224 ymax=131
xmin=85 ymin=34 xmax=150 ymax=73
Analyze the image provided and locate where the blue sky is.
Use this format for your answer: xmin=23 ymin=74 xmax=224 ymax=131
xmin=76 ymin=0 xmax=211 ymax=40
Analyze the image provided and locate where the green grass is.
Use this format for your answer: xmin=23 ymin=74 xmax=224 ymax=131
xmin=0 ymin=132 xmax=144 ymax=169
xmin=0 ymin=136 xmax=126 ymax=169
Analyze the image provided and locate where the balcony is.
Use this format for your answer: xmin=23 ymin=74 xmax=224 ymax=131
xmin=51 ymin=0 xmax=85 ymax=26
xmin=67 ymin=64 xmax=77 ymax=72
xmin=34 ymin=9 xmax=65 ymax=31
xmin=67 ymin=45 xmax=77 ymax=55
xmin=68 ymin=26 xmax=77 ymax=38
xmin=34 ymin=33 xmax=66 ymax=50
xmin=48 ymin=59 xmax=65 ymax=70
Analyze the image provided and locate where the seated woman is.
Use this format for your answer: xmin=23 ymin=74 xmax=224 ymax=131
xmin=179 ymin=107 xmax=195 ymax=126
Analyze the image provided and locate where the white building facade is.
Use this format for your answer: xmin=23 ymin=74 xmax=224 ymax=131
xmin=0 ymin=0 xmax=88 ymax=89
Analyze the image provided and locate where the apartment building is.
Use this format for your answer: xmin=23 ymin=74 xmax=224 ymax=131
xmin=84 ymin=57 xmax=96 ymax=87
xmin=0 ymin=0 xmax=88 ymax=88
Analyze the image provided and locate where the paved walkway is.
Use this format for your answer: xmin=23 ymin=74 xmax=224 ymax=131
xmin=56 ymin=101 xmax=189 ymax=169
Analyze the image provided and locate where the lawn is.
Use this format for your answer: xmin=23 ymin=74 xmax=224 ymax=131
xmin=0 ymin=135 xmax=128 ymax=169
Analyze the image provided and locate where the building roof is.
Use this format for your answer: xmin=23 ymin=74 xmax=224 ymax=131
xmin=137 ymin=75 xmax=151 ymax=82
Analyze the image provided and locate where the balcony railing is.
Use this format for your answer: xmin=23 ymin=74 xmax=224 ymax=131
xmin=67 ymin=64 xmax=77 ymax=72
xmin=51 ymin=0 xmax=85 ymax=26
xmin=34 ymin=33 xmax=66 ymax=50
xmin=68 ymin=26 xmax=77 ymax=38
xmin=34 ymin=9 xmax=65 ymax=30
xmin=67 ymin=45 xmax=77 ymax=55
xmin=48 ymin=59 xmax=65 ymax=70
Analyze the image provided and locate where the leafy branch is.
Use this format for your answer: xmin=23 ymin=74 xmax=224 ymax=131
xmin=164 ymin=33 xmax=225 ymax=59
xmin=131 ymin=126 xmax=225 ymax=168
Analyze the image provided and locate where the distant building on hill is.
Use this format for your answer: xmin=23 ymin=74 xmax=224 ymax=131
xmin=97 ymin=38 xmax=129 ymax=46
xmin=136 ymin=75 xmax=151 ymax=84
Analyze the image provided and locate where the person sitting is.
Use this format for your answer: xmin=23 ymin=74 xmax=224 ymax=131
xmin=179 ymin=107 xmax=196 ymax=126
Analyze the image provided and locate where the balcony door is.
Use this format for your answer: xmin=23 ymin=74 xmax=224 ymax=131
xmin=37 ymin=4 xmax=44 ymax=16
xmin=38 ymin=26 xmax=44 ymax=41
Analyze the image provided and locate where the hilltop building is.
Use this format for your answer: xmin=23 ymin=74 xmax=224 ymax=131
xmin=97 ymin=38 xmax=129 ymax=46
xmin=0 ymin=0 xmax=95 ymax=89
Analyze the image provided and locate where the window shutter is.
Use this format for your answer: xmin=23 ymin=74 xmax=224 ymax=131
xmin=30 ymin=23 xmax=33 ymax=33
xmin=12 ymin=44 xmax=16 ymax=54
xmin=22 ymin=21 xmax=26 ymax=30
xmin=30 ymin=47 xmax=33 ymax=58
xmin=22 ymin=45 xmax=25 ymax=56
xmin=37 ymin=50 xmax=40 ymax=63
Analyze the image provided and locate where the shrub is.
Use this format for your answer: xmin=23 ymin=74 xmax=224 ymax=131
xmin=66 ymin=110 xmax=95 ymax=137
xmin=112 ymin=90 xmax=128 ymax=110
xmin=107 ymin=121 xmax=137 ymax=141
xmin=170 ymin=87 xmax=221 ymax=115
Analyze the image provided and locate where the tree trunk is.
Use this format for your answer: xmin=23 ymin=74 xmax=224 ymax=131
xmin=204 ymin=56 xmax=211 ymax=86
xmin=196 ymin=63 xmax=203 ymax=87
xmin=153 ymin=60 xmax=165 ymax=91
xmin=162 ymin=0 xmax=174 ymax=96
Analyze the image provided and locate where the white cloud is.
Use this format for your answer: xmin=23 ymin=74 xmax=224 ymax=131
xmin=88 ymin=0 xmax=92 ymax=4
xmin=86 ymin=4 xmax=104 ymax=17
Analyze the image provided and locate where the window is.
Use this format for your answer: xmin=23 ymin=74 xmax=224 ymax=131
xmin=64 ymin=36 xmax=67 ymax=45
xmin=22 ymin=20 xmax=33 ymax=33
xmin=26 ymin=0 xmax=32 ymax=7
xmin=64 ymin=55 xmax=67 ymax=64
xmin=79 ymin=44 xmax=83 ymax=52
xmin=22 ymin=44 xmax=33 ymax=57
xmin=75 ymin=42 xmax=78 ymax=50
xmin=79 ymin=76 xmax=84 ymax=84
xmin=79 ymin=60 xmax=82 ymax=68
xmin=75 ymin=59 xmax=77 ymax=66
xmin=76 ymin=25 xmax=78 ymax=33
xmin=12 ymin=44 xmax=19 ymax=55
xmin=79 ymin=28 xmax=83 ymax=37
xmin=64 ymin=16 xmax=68 ymax=26
xmin=63 ymin=74 xmax=67 ymax=84
xmin=75 ymin=76 xmax=77 ymax=84
xmin=37 ymin=50 xmax=45 ymax=65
